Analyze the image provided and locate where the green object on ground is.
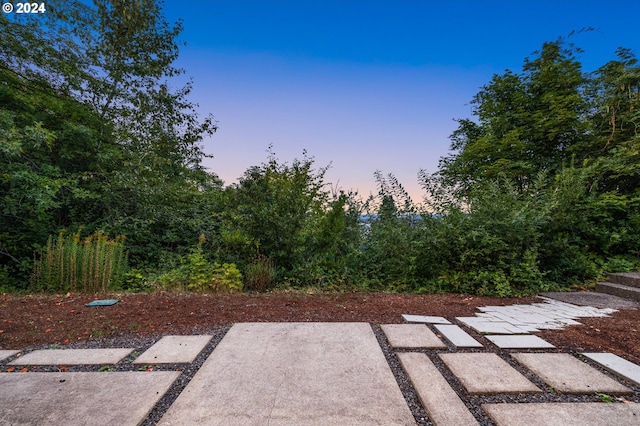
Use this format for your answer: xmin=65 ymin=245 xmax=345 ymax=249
xmin=85 ymin=299 xmax=119 ymax=307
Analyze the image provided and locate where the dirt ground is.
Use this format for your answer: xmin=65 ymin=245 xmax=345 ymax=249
xmin=1 ymin=291 xmax=639 ymax=364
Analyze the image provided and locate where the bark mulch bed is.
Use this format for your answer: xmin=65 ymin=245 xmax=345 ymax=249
xmin=1 ymin=291 xmax=639 ymax=425
xmin=1 ymin=291 xmax=638 ymax=364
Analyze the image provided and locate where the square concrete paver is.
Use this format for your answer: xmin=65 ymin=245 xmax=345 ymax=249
xmin=381 ymin=324 xmax=446 ymax=349
xmin=486 ymin=335 xmax=555 ymax=349
xmin=434 ymin=324 xmax=483 ymax=348
xmin=439 ymin=353 xmax=541 ymax=394
xmin=0 ymin=350 xmax=19 ymax=362
xmin=398 ymin=353 xmax=479 ymax=426
xmin=134 ymin=335 xmax=212 ymax=364
xmin=512 ymin=353 xmax=632 ymax=395
xmin=159 ymin=323 xmax=415 ymax=425
xmin=0 ymin=371 xmax=179 ymax=426
xmin=402 ymin=314 xmax=451 ymax=324
xmin=583 ymin=352 xmax=640 ymax=386
xmin=483 ymin=402 xmax=640 ymax=426
xmin=9 ymin=348 xmax=133 ymax=365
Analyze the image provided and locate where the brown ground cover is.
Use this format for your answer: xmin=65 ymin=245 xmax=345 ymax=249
xmin=1 ymin=291 xmax=638 ymax=364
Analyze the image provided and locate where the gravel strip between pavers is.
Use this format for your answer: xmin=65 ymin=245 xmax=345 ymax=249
xmin=374 ymin=321 xmax=640 ymax=426
xmin=2 ymin=323 xmax=639 ymax=426
xmin=371 ymin=324 xmax=432 ymax=425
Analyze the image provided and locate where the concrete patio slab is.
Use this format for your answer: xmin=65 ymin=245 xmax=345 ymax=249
xmin=9 ymin=348 xmax=133 ymax=365
xmin=402 ymin=314 xmax=451 ymax=324
xmin=398 ymin=353 xmax=479 ymax=426
xmin=583 ymin=352 xmax=640 ymax=386
xmin=483 ymin=402 xmax=640 ymax=426
xmin=0 ymin=371 xmax=179 ymax=426
xmin=434 ymin=324 xmax=483 ymax=348
xmin=486 ymin=335 xmax=555 ymax=349
xmin=133 ymin=335 xmax=212 ymax=364
xmin=0 ymin=350 xmax=19 ymax=362
xmin=512 ymin=353 xmax=632 ymax=395
xmin=439 ymin=353 xmax=541 ymax=394
xmin=159 ymin=323 xmax=415 ymax=425
xmin=381 ymin=324 xmax=446 ymax=349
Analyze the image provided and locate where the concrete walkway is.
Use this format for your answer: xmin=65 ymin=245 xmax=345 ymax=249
xmin=1 ymin=297 xmax=639 ymax=425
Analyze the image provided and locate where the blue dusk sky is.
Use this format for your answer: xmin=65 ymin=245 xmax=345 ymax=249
xmin=162 ymin=0 xmax=639 ymax=202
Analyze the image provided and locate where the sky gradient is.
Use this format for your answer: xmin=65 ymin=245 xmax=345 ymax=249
xmin=162 ymin=0 xmax=639 ymax=202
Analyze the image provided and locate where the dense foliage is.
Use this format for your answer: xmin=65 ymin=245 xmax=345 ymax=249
xmin=1 ymin=2 xmax=638 ymax=295
xmin=1 ymin=0 xmax=218 ymax=289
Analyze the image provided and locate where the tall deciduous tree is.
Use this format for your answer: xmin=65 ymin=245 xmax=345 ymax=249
xmin=438 ymin=40 xmax=589 ymax=194
xmin=1 ymin=1 xmax=219 ymax=286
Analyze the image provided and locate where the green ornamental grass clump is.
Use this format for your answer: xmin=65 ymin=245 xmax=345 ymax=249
xmin=30 ymin=230 xmax=128 ymax=293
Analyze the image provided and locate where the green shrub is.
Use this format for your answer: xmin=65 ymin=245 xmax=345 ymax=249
xmin=156 ymin=247 xmax=243 ymax=293
xmin=121 ymin=269 xmax=155 ymax=293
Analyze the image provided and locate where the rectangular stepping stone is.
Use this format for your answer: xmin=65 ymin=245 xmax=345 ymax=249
xmin=532 ymin=323 xmax=565 ymax=330
xmin=402 ymin=314 xmax=451 ymax=324
xmin=474 ymin=313 xmax=506 ymax=321
xmin=513 ymin=306 xmax=576 ymax=320
xmin=548 ymin=318 xmax=582 ymax=326
xmin=133 ymin=335 xmax=212 ymax=364
xmin=9 ymin=348 xmax=132 ymax=365
xmin=523 ymin=306 xmax=580 ymax=319
xmin=541 ymin=297 xmax=613 ymax=312
xmin=533 ymin=302 xmax=595 ymax=317
xmin=513 ymin=306 xmax=575 ymax=319
xmin=434 ymin=324 xmax=483 ymax=348
xmin=509 ymin=324 xmax=541 ymax=332
xmin=536 ymin=300 xmax=615 ymax=317
xmin=0 ymin=371 xmax=179 ymax=426
xmin=483 ymin=402 xmax=640 ymax=426
xmin=486 ymin=335 xmax=555 ymax=349
xmin=480 ymin=308 xmax=581 ymax=328
xmin=482 ymin=312 xmax=528 ymax=325
xmin=381 ymin=324 xmax=446 ymax=349
xmin=398 ymin=353 xmax=479 ymax=426
xmin=0 ymin=350 xmax=19 ymax=362
xmin=513 ymin=313 xmax=566 ymax=325
xmin=456 ymin=317 xmax=530 ymax=334
xmin=512 ymin=353 xmax=632 ymax=395
xmin=159 ymin=323 xmax=415 ymax=425
xmin=583 ymin=352 xmax=640 ymax=386
xmin=476 ymin=306 xmax=504 ymax=312
xmin=439 ymin=353 xmax=541 ymax=394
